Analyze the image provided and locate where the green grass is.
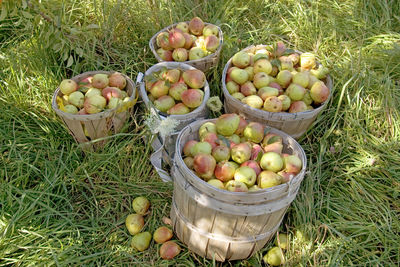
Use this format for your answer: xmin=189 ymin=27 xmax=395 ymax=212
xmin=1 ymin=0 xmax=399 ymax=266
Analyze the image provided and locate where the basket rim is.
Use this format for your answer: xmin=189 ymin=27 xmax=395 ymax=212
xmin=221 ymin=44 xmax=333 ymax=119
xmin=139 ymin=62 xmax=210 ymax=119
xmin=174 ymin=118 xmax=307 ymax=198
xmin=51 ymin=70 xmax=137 ymax=120
xmin=149 ymin=21 xmax=224 ymax=64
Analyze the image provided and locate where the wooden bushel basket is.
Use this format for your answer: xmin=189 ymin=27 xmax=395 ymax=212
xmin=222 ymin=45 xmax=333 ymax=139
xmin=138 ymin=62 xmax=210 ymax=182
xmin=149 ymin=22 xmax=223 ymax=73
xmin=169 ymin=119 xmax=307 ymax=261
xmin=52 ymin=71 xmax=137 ymax=150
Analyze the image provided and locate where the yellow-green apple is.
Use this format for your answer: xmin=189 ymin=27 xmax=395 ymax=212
xmin=225 ymin=180 xmax=248 ymax=192
xmin=232 ymin=92 xmax=245 ymax=101
xmin=125 ymin=214 xmax=144 ymax=235
xmin=176 ymin=22 xmax=189 ymax=33
xmin=203 ymin=24 xmax=219 ymax=37
xmin=279 ymin=56 xmax=294 ymax=71
xmin=257 ymin=170 xmax=282 ymax=189
xmin=199 ymin=121 xmax=217 ymax=137
xmin=189 ymin=17 xmax=204 ymax=35
xmin=310 ymin=65 xmax=329 ymax=79
xmin=241 ymin=160 xmax=262 ymax=176
xmin=283 ymin=154 xmax=302 ymax=174
xmin=84 ymin=95 xmax=106 ymax=114
xmin=191 ymin=141 xmax=212 ymax=156
xmin=244 ymin=122 xmax=264 ymax=143
xmin=207 ymin=179 xmax=225 ymax=189
xmin=276 ymin=70 xmax=292 ymax=88
xmin=92 ymin=73 xmax=109 ymax=89
xmin=253 ymin=72 xmax=271 ymax=89
xmin=263 ymin=246 xmax=285 ymax=266
xmin=253 ymin=59 xmax=272 ymax=74
xmin=232 ymin=51 xmax=250 ymax=68
xmin=188 ymin=47 xmax=206 ymax=60
xmin=172 ymin=48 xmax=188 ymax=62
xmin=154 ymin=95 xmax=175 ymax=112
xmin=226 ymin=134 xmax=240 ymax=145
xmin=132 ymin=196 xmax=150 ymax=215
xmin=260 ymin=152 xmax=283 ymax=172
xmin=307 ymin=74 xmax=320 ymax=89
xmin=231 ymin=142 xmax=252 ymax=164
xmin=68 ymin=91 xmax=84 ymax=108
xmin=258 ymin=87 xmax=279 ymax=101
xmin=302 ymin=89 xmax=313 ymax=105
xmin=244 ymin=66 xmax=254 ymax=81
xmin=278 ymin=95 xmax=291 ymax=111
xmin=216 ymin=113 xmax=240 ymax=136
xmin=107 ymin=97 xmax=123 ymax=109
xmin=310 ymin=81 xmax=330 ymax=104
xmin=193 ymin=153 xmax=216 ymax=180
xmin=182 ymin=69 xmax=206 ymax=89
xmin=230 ymin=68 xmax=249 ymax=85
xmin=64 ymin=104 xmax=78 ymax=114
xmin=212 ymin=145 xmax=230 ymax=162
xmin=60 ymin=79 xmax=78 ymax=95
xmin=226 ymin=80 xmax=240 ymax=94
xmin=286 ymin=83 xmax=306 ymax=101
xmin=248 ymin=184 xmax=261 ymax=191
xmin=167 ymin=103 xmax=190 ymax=115
xmin=150 ymin=80 xmax=169 ymax=98
xmin=264 ymin=96 xmax=283 ymax=112
xmin=85 ymin=88 xmax=101 ymax=99
xmin=169 ymin=82 xmax=187 ymax=101
xmin=292 ymin=72 xmax=309 ymax=88
xmin=131 ymin=232 xmax=152 ymax=252
xmin=234 ymin=166 xmax=256 ymax=187
xmin=288 ymin=53 xmax=300 ymax=65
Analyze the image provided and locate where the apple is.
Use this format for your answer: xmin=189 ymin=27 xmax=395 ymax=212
xmin=253 ymin=58 xmax=272 ymax=74
xmin=191 ymin=141 xmax=212 ymax=156
xmin=167 ymin=103 xmax=190 ymax=115
xmin=260 ymin=152 xmax=283 ymax=172
xmin=188 ymin=47 xmax=206 ymax=60
xmin=208 ymin=179 xmax=225 ymax=189
xmin=154 ymin=95 xmax=175 ymax=112
xmin=263 ymin=96 xmax=283 ymax=112
xmin=232 ymin=51 xmax=250 ymax=68
xmin=226 ymin=81 xmax=240 ymax=94
xmin=215 ymin=113 xmax=240 ymax=136
xmin=169 ymin=30 xmax=185 ymax=49
xmin=278 ymin=95 xmax=291 ymax=111
xmin=108 ymin=72 xmax=126 ymax=89
xmin=131 ymin=232 xmax=152 ymax=252
xmin=157 ymin=32 xmax=172 ymax=50
xmin=184 ymin=157 xmax=194 ymax=169
xmin=193 ymin=153 xmax=216 ymax=180
xmin=182 ymin=33 xmax=194 ymax=50
xmin=244 ymin=66 xmax=254 ymax=81
xmin=153 ymin=226 xmax=173 ymax=244
xmin=176 ymin=22 xmax=189 ymax=33
xmin=125 ymin=214 xmax=144 ymax=235
xmin=253 ymin=72 xmax=271 ymax=89
xmin=64 ymin=104 xmax=78 ymax=114
xmin=68 ymin=91 xmax=84 ymax=108
xmin=181 ymin=89 xmax=203 ymax=108
xmin=183 ymin=140 xmax=198 ymax=157
xmin=168 ymin=82 xmax=187 ymax=101
xmin=283 ymin=154 xmax=302 ymax=174
xmin=241 ymin=160 xmax=262 ymax=176
xmin=231 ymin=142 xmax=251 ymax=164
xmin=289 ymin=101 xmax=308 ymax=113
xmin=276 ymin=70 xmax=292 ymax=88
xmin=92 ymin=73 xmax=109 ymax=89
xmin=157 ymin=48 xmax=173 ymax=61
xmin=212 ymin=145 xmax=231 ymax=162
xmin=205 ymin=35 xmax=219 ymax=52
xmin=150 ymin=80 xmax=170 ymax=98
xmin=200 ymin=132 xmax=219 ymax=149
xmin=310 ymin=81 xmax=330 ymax=104
xmin=214 ymin=161 xmax=237 ymax=182
xmin=243 ymin=122 xmax=264 ymax=143
xmin=292 ymin=72 xmax=309 ymax=88
xmin=230 ymin=68 xmax=249 ymax=85
xmin=225 ymin=180 xmax=248 ymax=192
xmin=203 ymin=24 xmax=219 ymax=37
xmin=189 ymin=17 xmax=204 ymax=35
xmin=258 ymin=87 xmax=279 ymax=101
xmin=84 ymin=95 xmax=107 ymax=114
xmin=232 ymin=92 xmax=245 ymax=101
xmin=102 ymin=87 xmax=122 ymax=101
xmin=60 ymin=79 xmax=78 ymax=95
xmin=160 ymin=241 xmax=181 ymax=260
xmin=182 ymin=69 xmax=206 ymax=89
xmin=300 ymin=52 xmax=316 ymax=69
xmin=286 ymin=83 xmax=306 ymax=101
xmin=172 ymin=48 xmax=188 ymax=62
xmin=257 ymin=170 xmax=282 ymax=189
xmin=199 ymin=121 xmax=217 ymax=137
xmin=234 ymin=166 xmax=256 ymax=187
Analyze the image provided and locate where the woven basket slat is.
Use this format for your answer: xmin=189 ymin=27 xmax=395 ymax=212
xmin=222 ymin=45 xmax=333 ymax=139
xmin=149 ymin=22 xmax=223 ymax=73
xmin=170 ymin=118 xmax=307 ymax=261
